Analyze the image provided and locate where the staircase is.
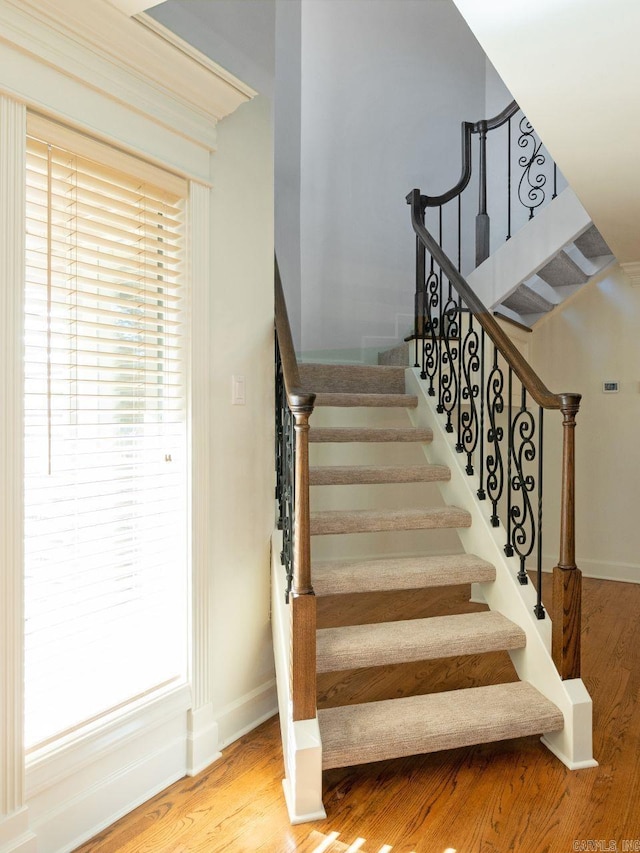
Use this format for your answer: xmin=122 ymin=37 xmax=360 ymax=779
xmin=474 ymin=190 xmax=616 ymax=329
xmin=273 ymin=97 xmax=598 ymax=824
xmin=302 ymin=362 xmax=563 ymax=774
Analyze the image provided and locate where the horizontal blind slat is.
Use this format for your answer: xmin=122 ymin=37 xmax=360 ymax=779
xmin=24 ymin=126 xmax=187 ymax=749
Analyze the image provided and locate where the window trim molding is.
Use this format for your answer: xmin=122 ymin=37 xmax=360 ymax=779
xmin=0 ymin=1 xmax=229 ymax=848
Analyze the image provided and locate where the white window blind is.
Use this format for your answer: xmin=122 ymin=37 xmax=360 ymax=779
xmin=24 ymin=118 xmax=188 ymax=749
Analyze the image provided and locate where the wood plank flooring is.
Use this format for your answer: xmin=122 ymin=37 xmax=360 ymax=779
xmin=74 ymin=575 xmax=640 ymax=852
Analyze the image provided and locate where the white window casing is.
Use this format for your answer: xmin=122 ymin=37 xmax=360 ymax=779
xmin=0 ymin=2 xmax=256 ymax=851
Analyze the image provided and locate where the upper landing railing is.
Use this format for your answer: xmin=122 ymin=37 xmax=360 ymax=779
xmin=407 ymin=104 xmax=581 ymax=681
xmin=420 ymin=100 xmax=560 ymax=272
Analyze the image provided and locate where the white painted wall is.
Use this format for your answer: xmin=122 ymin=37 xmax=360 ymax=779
xmin=299 ymin=0 xmax=487 ymax=358
xmin=529 ymin=269 xmax=640 ymax=583
xmin=209 ymin=95 xmax=277 ymax=743
xmin=148 ymin=0 xmax=279 ymax=744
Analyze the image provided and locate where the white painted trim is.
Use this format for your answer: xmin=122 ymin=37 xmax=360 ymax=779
xmin=0 ymin=95 xmax=35 ymax=853
xmin=185 ymin=181 xmax=223 ymax=778
xmin=621 ymin=261 xmax=640 ymax=287
xmin=468 ymin=188 xmax=592 ymax=309
xmin=29 ymin=720 xmax=190 ymax=853
xmin=271 ymin=532 xmax=326 ymax=824
xmin=4 ymin=0 xmax=251 ymax=127
xmin=407 ymin=368 xmax=596 ymax=770
xmin=135 ymin=12 xmax=258 ymax=101
xmin=537 ymin=554 xmax=640 ymax=585
xmin=25 ymin=686 xmax=191 ymax=798
xmin=107 ymin=0 xmax=163 ymax=15
xmin=0 ymin=810 xmax=36 ymax=853
xmin=214 ymin=680 xmax=278 ymax=750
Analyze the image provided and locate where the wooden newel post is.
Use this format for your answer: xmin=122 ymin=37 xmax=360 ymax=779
xmin=552 ymin=393 xmax=582 ymax=680
xmin=290 ymin=405 xmax=317 ymax=721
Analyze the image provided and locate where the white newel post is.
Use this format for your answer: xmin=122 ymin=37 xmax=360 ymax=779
xmin=186 ymin=180 xmax=222 ymax=775
xmin=0 ymin=95 xmax=36 ymax=853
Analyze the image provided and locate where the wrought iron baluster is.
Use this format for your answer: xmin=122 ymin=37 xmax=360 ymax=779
xmin=477 ymin=328 xmax=486 ymax=500
xmin=440 ymin=279 xmax=459 ymax=433
xmin=415 ymin=230 xmax=426 ymax=369
xmin=282 ymin=402 xmax=296 ymax=600
xmin=517 ymin=115 xmax=547 ymax=219
xmin=457 ymin=193 xmax=462 ymax=272
xmin=456 ymin=290 xmax=463 ymax=453
xmin=275 ymin=339 xmax=285 ymax=525
xmin=552 ymin=163 xmax=558 ymax=200
xmin=460 ymin=312 xmax=480 ymax=475
xmin=486 ymin=346 xmax=504 ymax=527
xmin=534 ymin=405 xmax=545 ymax=618
xmin=507 ymin=116 xmax=512 ymax=241
xmin=505 ymin=367 xmax=514 ymax=558
xmin=422 ymin=258 xmax=440 ymax=396
xmin=510 ymin=387 xmax=537 ymax=587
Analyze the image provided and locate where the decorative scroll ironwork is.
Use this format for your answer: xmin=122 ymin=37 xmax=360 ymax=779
xmin=517 ymin=115 xmax=548 ymax=220
xmin=409 ymin=183 xmax=581 ymax=646
xmin=420 ymin=266 xmax=440 ymax=396
xmin=439 ymin=287 xmax=459 ymax=433
xmin=275 ymin=339 xmax=296 ymax=600
xmin=460 ymin=314 xmax=480 ymax=475
xmin=509 ymin=389 xmax=537 ymax=585
xmin=485 ymin=350 xmax=505 ymax=528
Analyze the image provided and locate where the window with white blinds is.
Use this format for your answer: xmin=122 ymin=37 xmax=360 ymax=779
xmin=24 ymin=118 xmax=189 ymax=749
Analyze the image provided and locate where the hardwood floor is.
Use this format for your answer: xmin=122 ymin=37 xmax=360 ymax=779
xmin=74 ymin=576 xmax=640 ymax=852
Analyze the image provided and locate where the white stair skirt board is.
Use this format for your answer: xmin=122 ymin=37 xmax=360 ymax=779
xmin=406 ymin=368 xmax=598 ymax=770
xmin=468 ymin=188 xmax=592 ymax=311
xmin=271 ymin=530 xmax=326 ymax=824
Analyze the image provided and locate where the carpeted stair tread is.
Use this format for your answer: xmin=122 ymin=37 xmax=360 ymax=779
xmin=310 ymin=506 xmax=471 ymax=535
xmin=299 ymin=363 xmax=406 ymax=394
xmin=574 ymin=224 xmax=612 ymax=259
xmin=502 ymin=284 xmax=554 ymax=315
xmin=318 ymin=682 xmax=564 ymax=769
xmin=314 ymin=392 xmax=418 ymax=408
xmin=316 ymin=611 xmax=526 ymax=673
xmin=312 ymin=553 xmax=495 ymax=595
xmin=537 ymin=250 xmax=589 ymax=287
xmin=309 ymin=426 xmax=433 ymax=443
xmin=309 ymin=464 xmax=450 ymax=486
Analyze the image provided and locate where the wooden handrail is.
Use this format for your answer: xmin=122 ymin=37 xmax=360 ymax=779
xmin=420 ymin=100 xmax=520 ymax=209
xmin=408 ymin=190 xmax=582 ymax=678
xmin=275 ymin=259 xmax=315 ymax=412
xmin=408 ymin=189 xmax=578 ymax=413
xmin=274 ymin=258 xmax=317 ymax=719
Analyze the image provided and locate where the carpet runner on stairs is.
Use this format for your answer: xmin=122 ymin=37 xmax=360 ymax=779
xmin=303 ymin=361 xmax=563 ymax=773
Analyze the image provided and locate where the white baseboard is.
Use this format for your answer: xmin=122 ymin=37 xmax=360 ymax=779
xmin=537 ymin=555 xmax=640 ymax=584
xmin=26 ymin=686 xmax=192 ymax=853
xmin=214 ymin=679 xmax=278 ymax=749
xmin=0 ymin=810 xmax=37 ymax=853
xmin=186 ymin=703 xmax=222 ymax=777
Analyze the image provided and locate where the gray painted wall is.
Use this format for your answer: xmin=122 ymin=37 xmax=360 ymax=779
xmin=299 ymin=0 xmax=488 ymax=358
xmin=149 ymin=0 xmax=493 ymax=360
xmin=149 ymin=0 xmax=276 ymax=97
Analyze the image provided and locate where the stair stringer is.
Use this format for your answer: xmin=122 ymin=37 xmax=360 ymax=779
xmin=467 ymin=187 xmax=615 ymax=327
xmin=406 ymin=368 xmax=598 ymax=770
xmin=271 ymin=529 xmax=326 ymax=824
